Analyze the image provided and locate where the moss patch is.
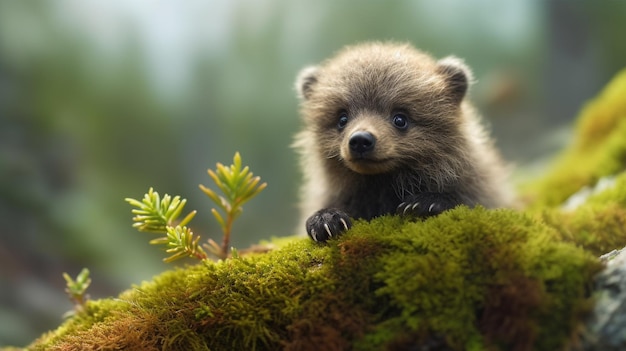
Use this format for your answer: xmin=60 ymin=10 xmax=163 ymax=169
xmin=21 ymin=208 xmax=604 ymax=351
xmin=538 ymin=172 xmax=626 ymax=256
xmin=523 ymin=68 xmax=626 ymax=208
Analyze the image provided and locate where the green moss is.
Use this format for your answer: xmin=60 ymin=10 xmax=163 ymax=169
xmin=524 ymin=68 xmax=626 ymax=208
xmin=537 ymin=172 xmax=626 ymax=256
xmin=28 ymin=296 xmax=131 ymax=350
xmin=353 ymin=208 xmax=600 ymax=351
xmin=19 ymin=207 xmax=607 ymax=351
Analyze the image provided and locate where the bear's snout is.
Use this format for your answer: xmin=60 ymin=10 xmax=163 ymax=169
xmin=349 ymin=131 xmax=376 ymax=157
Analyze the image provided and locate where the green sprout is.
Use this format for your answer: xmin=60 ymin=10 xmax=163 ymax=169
xmin=126 ymin=152 xmax=266 ymax=262
xmin=62 ymin=268 xmax=91 ymax=315
xmin=125 ymin=188 xmax=206 ymax=262
xmin=125 ymin=188 xmax=197 ymax=234
xmin=200 ymin=152 xmax=267 ymax=259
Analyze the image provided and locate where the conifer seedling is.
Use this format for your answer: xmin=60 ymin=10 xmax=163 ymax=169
xmin=126 ymin=152 xmax=266 ymax=262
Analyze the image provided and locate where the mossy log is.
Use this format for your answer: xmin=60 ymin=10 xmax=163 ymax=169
xmin=10 ymin=69 xmax=626 ymax=351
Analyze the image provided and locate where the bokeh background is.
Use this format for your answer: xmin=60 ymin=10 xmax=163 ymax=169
xmin=1 ymin=0 xmax=625 ymax=346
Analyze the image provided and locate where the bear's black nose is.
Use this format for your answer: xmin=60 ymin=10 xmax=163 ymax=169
xmin=349 ymin=131 xmax=376 ymax=155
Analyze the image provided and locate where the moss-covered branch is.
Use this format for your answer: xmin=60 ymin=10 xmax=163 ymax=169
xmin=20 ymin=193 xmax=626 ymax=350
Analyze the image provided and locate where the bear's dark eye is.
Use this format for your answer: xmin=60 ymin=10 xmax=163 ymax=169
xmin=392 ymin=113 xmax=409 ymax=130
xmin=337 ymin=113 xmax=349 ymax=129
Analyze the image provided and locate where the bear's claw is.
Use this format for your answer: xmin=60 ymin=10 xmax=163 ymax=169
xmin=306 ymin=208 xmax=352 ymax=242
xmin=397 ymin=192 xmax=458 ymax=218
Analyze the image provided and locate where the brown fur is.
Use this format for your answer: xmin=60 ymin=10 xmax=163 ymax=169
xmin=293 ymin=42 xmax=511 ymax=241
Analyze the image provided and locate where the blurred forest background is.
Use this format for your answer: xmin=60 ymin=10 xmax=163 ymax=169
xmin=1 ymin=0 xmax=625 ymax=346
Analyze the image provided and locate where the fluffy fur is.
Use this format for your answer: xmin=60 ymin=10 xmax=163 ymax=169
xmin=293 ymin=42 xmax=511 ymax=241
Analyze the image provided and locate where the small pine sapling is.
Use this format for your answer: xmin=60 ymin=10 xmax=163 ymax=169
xmin=126 ymin=152 xmax=266 ymax=262
xmin=200 ymin=152 xmax=267 ymax=259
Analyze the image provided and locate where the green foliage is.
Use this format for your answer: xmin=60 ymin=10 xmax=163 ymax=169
xmin=125 ymin=187 xmax=197 ymax=234
xmin=200 ymin=152 xmax=267 ymax=259
xmin=156 ymin=226 xmax=208 ymax=263
xmin=126 ymin=188 xmax=206 ymax=262
xmin=62 ymin=268 xmax=91 ymax=315
xmin=125 ymin=152 xmax=266 ymax=262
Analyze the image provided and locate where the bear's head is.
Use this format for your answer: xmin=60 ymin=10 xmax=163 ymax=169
xmin=295 ymin=42 xmax=474 ymax=176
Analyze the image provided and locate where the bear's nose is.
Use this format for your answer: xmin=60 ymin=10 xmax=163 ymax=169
xmin=349 ymin=131 xmax=376 ymax=155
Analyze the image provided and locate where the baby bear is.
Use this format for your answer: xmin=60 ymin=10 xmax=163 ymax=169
xmin=293 ymin=42 xmax=511 ymax=242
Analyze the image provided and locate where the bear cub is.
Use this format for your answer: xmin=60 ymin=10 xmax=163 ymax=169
xmin=293 ymin=42 xmax=511 ymax=242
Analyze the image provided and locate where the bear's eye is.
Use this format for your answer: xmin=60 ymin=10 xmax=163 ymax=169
xmin=337 ymin=113 xmax=349 ymax=129
xmin=392 ymin=113 xmax=409 ymax=130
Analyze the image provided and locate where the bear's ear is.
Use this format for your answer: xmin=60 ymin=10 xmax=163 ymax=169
xmin=436 ymin=56 xmax=474 ymax=103
xmin=295 ymin=66 xmax=319 ymax=100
